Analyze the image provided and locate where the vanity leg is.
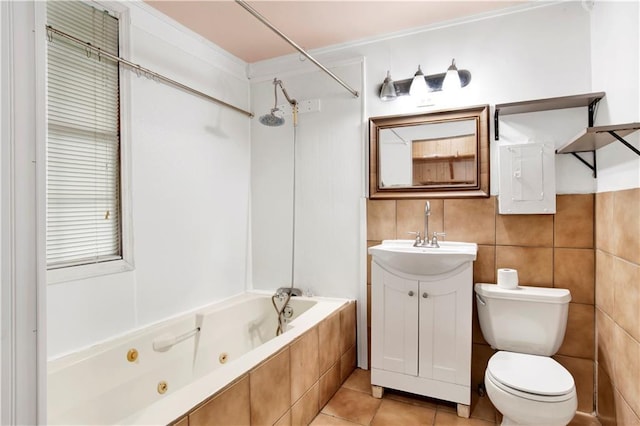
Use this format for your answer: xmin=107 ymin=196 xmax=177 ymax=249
xmin=371 ymin=385 xmax=384 ymax=399
xmin=457 ymin=403 xmax=470 ymax=418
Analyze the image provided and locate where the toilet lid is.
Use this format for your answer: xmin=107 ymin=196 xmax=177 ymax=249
xmin=487 ymin=351 xmax=574 ymax=396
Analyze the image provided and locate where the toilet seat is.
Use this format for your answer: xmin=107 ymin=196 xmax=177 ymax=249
xmin=487 ymin=351 xmax=575 ymax=402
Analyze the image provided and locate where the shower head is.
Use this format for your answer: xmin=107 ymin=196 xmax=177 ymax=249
xmin=259 ymin=108 xmax=285 ymax=127
xmin=259 ymin=78 xmax=297 ymax=127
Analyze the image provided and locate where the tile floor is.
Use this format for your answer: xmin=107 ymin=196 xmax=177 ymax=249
xmin=310 ymin=369 xmax=600 ymax=426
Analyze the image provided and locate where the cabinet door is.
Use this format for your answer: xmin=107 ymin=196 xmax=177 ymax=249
xmin=418 ymin=268 xmax=472 ymax=385
xmin=371 ymin=262 xmax=419 ymax=376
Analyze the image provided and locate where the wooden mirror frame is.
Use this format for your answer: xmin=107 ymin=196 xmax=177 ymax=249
xmin=369 ymin=104 xmax=490 ymax=199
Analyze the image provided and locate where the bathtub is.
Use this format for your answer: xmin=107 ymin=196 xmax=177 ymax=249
xmin=47 ymin=291 xmax=353 ymax=425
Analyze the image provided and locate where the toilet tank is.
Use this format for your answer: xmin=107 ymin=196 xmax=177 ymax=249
xmin=474 ymin=283 xmax=571 ymax=356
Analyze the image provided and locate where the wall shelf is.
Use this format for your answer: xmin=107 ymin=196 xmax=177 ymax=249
xmin=556 ymin=123 xmax=640 ymax=153
xmin=494 ymin=92 xmax=605 ymax=140
xmin=494 ymin=92 xmax=640 ymax=178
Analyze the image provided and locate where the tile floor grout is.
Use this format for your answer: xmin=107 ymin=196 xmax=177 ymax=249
xmin=311 ymin=368 xmax=602 ymax=426
xmin=311 ymin=368 xmax=497 ymax=426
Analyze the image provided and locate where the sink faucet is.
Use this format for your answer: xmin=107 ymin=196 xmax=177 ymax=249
xmin=424 ymin=201 xmax=430 ymax=244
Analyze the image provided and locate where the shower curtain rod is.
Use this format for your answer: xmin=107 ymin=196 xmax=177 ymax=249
xmin=45 ymin=25 xmax=254 ymax=118
xmin=235 ymin=0 xmax=360 ymax=98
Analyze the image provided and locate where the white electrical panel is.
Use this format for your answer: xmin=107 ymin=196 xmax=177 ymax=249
xmin=498 ymin=143 xmax=556 ymax=214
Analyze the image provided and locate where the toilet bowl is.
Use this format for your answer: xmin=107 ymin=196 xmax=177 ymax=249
xmin=484 ymin=351 xmax=577 ymax=426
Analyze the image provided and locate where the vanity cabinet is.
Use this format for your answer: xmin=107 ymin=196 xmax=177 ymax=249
xmin=370 ymin=260 xmax=473 ymax=416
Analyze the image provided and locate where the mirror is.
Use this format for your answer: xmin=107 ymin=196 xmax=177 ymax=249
xmin=369 ymin=105 xmax=490 ymax=199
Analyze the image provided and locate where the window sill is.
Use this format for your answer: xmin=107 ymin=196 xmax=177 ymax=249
xmin=47 ymin=259 xmax=134 ymax=285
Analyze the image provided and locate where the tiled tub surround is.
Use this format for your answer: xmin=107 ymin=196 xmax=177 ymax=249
xmin=367 ymin=194 xmax=597 ymax=419
xmin=173 ymin=300 xmax=357 ymax=426
xmin=595 ymin=188 xmax=640 ymax=426
xmin=48 ymin=292 xmax=356 ymax=425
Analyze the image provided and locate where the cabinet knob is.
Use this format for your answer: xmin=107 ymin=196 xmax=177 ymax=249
xmin=422 ymin=292 xmax=428 ymax=298
xmin=408 ymin=291 xmax=414 ymax=297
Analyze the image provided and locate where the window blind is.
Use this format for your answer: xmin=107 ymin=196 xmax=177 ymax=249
xmin=46 ymin=1 xmax=122 ymax=269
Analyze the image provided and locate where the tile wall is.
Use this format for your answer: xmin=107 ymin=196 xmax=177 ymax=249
xmin=594 ymin=188 xmax=640 ymax=425
xmin=171 ymin=301 xmax=357 ymax=426
xmin=367 ymin=195 xmax=596 ymax=415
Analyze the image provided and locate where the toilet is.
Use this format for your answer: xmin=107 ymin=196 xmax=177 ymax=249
xmin=475 ymin=283 xmax=578 ymax=426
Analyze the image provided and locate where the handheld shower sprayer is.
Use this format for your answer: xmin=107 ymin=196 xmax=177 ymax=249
xmin=259 ymin=78 xmax=298 ymax=127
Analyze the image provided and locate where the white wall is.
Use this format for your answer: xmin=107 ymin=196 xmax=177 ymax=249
xmin=590 ymin=0 xmax=640 ymax=192
xmin=46 ymin=2 xmax=251 ymax=358
xmin=249 ymin=60 xmax=364 ymax=299
xmin=248 ymin=1 xmax=638 ymax=366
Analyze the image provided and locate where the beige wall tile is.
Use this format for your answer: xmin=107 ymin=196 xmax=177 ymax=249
xmin=596 ymin=307 xmax=616 ymax=382
xmin=319 ymin=311 xmax=341 ymax=374
xmin=443 ymin=197 xmax=496 ymax=245
xmin=595 ymin=191 xmax=614 ymax=253
xmin=554 ymin=248 xmax=595 ymax=305
xmin=190 ymin=375 xmax=250 ymax=426
xmin=397 ymin=199 xmax=444 ymax=240
xmin=471 ymin=343 xmax=495 ymax=392
xmin=613 ymin=256 xmax=640 ymax=342
xmin=496 ymin=246 xmax=553 ymax=286
xmin=596 ymin=364 xmax=616 ymax=426
xmin=274 ymin=410 xmax=291 ymax=426
xmin=340 ymin=302 xmax=357 ymax=354
xmin=496 ymin=214 xmax=553 ymax=247
xmin=595 ymin=250 xmax=615 ymax=316
xmin=472 ymin=302 xmax=488 ymax=345
xmin=614 ymin=388 xmax=640 ymax=426
xmin=612 ymin=188 xmax=640 ymax=264
xmin=554 ymin=355 xmax=594 ymax=413
xmin=340 ymin=345 xmax=357 ymax=383
xmin=558 ymin=303 xmax=595 ymax=360
xmin=473 ymin=245 xmax=496 ymax=285
xmin=172 ymin=416 xmax=189 ymax=426
xmin=290 ymin=327 xmax=319 ymax=404
xmin=555 ymin=194 xmax=594 ymax=249
xmin=470 ymin=394 xmax=497 ymax=423
xmin=291 ymin=383 xmax=319 ymax=426
xmin=250 ymin=349 xmax=291 ymax=426
xmin=613 ymin=326 xmax=640 ymax=416
xmin=367 ymin=199 xmax=396 ymax=241
xmin=319 ymin=361 xmax=341 ymax=409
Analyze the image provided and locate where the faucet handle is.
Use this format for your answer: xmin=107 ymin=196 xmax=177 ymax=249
xmin=408 ymin=231 xmax=422 ymax=246
xmin=430 ymin=232 xmax=446 ymax=247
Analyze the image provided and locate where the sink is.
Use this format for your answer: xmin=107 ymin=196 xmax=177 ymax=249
xmin=368 ymin=240 xmax=477 ymax=276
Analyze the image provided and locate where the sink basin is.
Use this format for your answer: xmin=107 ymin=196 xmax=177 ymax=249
xmin=368 ymin=240 xmax=477 ymax=276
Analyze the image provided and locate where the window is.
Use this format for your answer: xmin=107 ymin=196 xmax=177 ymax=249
xmin=46 ymin=1 xmax=124 ymax=273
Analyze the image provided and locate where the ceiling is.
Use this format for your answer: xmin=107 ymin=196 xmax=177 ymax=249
xmin=145 ymin=1 xmax=526 ymax=63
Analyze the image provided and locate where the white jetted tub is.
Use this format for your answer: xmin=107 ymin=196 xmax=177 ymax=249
xmin=47 ymin=291 xmax=349 ymax=425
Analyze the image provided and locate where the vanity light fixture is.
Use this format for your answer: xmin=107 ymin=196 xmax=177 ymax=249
xmin=378 ymin=59 xmax=471 ymax=101
xmin=409 ymin=65 xmax=429 ymax=98
xmin=380 ymin=70 xmax=397 ymax=101
xmin=442 ymin=59 xmax=462 ymax=91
